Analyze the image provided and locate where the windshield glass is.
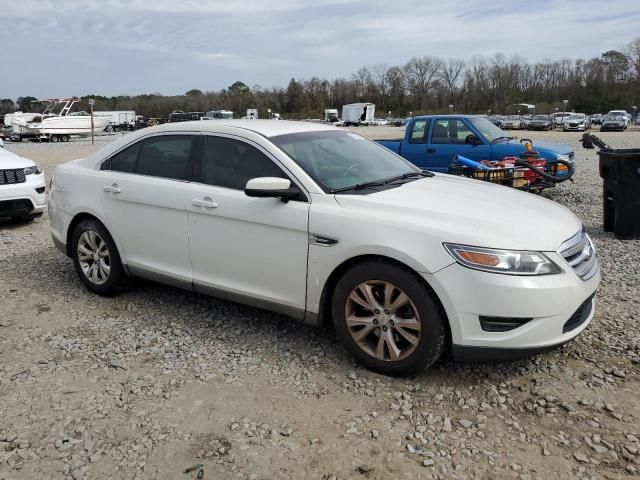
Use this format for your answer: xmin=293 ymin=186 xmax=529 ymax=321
xmin=468 ymin=117 xmax=508 ymax=142
xmin=533 ymin=115 xmax=548 ymax=120
xmin=606 ymin=115 xmax=623 ymax=121
xmin=271 ymin=130 xmax=418 ymax=192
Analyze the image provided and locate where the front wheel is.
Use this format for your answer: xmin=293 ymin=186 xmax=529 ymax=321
xmin=71 ymin=219 xmax=125 ymax=296
xmin=332 ymin=261 xmax=447 ymax=376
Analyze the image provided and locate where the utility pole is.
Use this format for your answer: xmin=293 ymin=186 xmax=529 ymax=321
xmin=89 ymin=99 xmax=95 ymax=145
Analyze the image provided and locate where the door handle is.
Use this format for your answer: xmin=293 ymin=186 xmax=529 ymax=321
xmin=103 ymin=184 xmax=121 ymax=193
xmin=192 ymin=198 xmax=218 ymax=209
xmin=427 ymin=148 xmax=436 ymax=153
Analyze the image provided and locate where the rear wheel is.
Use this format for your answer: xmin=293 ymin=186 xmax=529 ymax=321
xmin=71 ymin=219 xmax=125 ymax=296
xmin=332 ymin=261 xmax=447 ymax=376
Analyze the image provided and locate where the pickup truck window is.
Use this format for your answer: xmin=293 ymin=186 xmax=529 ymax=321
xmin=432 ymin=119 xmax=473 ymax=145
xmin=409 ymin=119 xmax=430 ymax=144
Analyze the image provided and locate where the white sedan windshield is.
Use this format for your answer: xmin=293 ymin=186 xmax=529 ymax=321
xmin=271 ymin=130 xmax=418 ymax=192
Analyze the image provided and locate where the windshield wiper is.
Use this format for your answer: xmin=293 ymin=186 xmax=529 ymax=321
xmin=329 ymin=171 xmax=434 ymax=194
xmin=382 ymin=171 xmax=435 ymax=184
xmin=329 ymin=181 xmax=387 ymax=193
xmin=490 ymin=136 xmax=513 ymax=144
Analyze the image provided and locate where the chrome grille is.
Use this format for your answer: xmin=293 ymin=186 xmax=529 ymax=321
xmin=558 ymin=230 xmax=598 ymax=281
xmin=0 ymin=169 xmax=26 ymax=185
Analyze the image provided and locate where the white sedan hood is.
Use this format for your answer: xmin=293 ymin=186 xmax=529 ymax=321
xmin=334 ymin=174 xmax=582 ymax=252
xmin=0 ymin=147 xmax=35 ymax=169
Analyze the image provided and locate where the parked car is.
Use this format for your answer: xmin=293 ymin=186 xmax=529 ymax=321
xmin=606 ymin=110 xmax=630 ymax=127
xmin=521 ymin=115 xmax=533 ymax=129
xmin=48 ymin=120 xmax=599 ymax=376
xmin=563 ymin=114 xmax=591 ymax=132
xmin=501 ymin=115 xmax=524 ymax=130
xmin=600 ymin=114 xmax=627 ymax=132
xmin=529 ymin=115 xmax=554 ymax=131
xmin=551 ymin=112 xmax=572 ymax=128
xmin=488 ymin=115 xmax=504 ymax=128
xmin=0 ymin=139 xmax=46 ymax=221
xmin=375 ymin=115 xmax=575 ymax=175
xmin=589 ymin=114 xmax=603 ymax=125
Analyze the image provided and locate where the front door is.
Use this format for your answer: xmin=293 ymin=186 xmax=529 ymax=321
xmin=99 ymin=134 xmax=195 ymax=284
xmin=427 ymin=118 xmax=492 ymax=172
xmin=186 ymin=134 xmax=310 ymax=317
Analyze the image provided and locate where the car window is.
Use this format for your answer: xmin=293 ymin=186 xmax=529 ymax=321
xmin=106 ymin=142 xmax=141 ymax=173
xmin=200 ymin=136 xmax=285 ymax=190
xmin=136 ymin=135 xmax=194 ymax=180
xmin=431 ymin=119 xmax=474 ymax=145
xmin=409 ymin=119 xmax=430 ymax=144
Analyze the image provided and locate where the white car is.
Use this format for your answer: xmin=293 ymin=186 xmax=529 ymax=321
xmin=48 ymin=121 xmax=600 ymax=376
xmin=0 ymin=139 xmax=46 ymax=221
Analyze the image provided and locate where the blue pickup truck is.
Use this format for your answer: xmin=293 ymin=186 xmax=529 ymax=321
xmin=376 ymin=115 xmax=575 ymax=173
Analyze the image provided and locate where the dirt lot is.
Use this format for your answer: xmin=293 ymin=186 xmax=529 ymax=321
xmin=1 ymin=127 xmax=639 ymax=480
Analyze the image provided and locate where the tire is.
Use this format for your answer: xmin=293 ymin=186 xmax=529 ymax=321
xmin=331 ymin=260 xmax=447 ymax=376
xmin=71 ymin=219 xmax=125 ymax=296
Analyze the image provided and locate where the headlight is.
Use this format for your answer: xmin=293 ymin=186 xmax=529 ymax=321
xmin=444 ymin=243 xmax=561 ymax=275
xmin=24 ymin=165 xmax=42 ymax=175
xmin=556 ymin=154 xmax=572 ymax=163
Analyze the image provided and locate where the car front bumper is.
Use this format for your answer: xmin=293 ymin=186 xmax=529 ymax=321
xmin=425 ymin=255 xmax=600 ymax=361
xmin=0 ymin=172 xmax=46 ymax=218
xmin=563 ymin=125 xmax=587 ymax=131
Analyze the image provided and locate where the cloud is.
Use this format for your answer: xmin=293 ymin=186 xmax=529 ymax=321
xmin=0 ymin=0 xmax=638 ymax=98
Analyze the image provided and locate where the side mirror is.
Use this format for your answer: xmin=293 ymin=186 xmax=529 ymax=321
xmin=244 ymin=177 xmax=300 ymax=201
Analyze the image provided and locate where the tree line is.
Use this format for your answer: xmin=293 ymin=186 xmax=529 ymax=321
xmin=2 ymin=37 xmax=640 ymax=120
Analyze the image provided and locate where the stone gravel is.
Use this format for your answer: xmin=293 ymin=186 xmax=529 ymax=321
xmin=0 ymin=129 xmax=638 ymax=479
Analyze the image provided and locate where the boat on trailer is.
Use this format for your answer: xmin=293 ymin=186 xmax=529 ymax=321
xmin=10 ymin=98 xmax=110 ymax=142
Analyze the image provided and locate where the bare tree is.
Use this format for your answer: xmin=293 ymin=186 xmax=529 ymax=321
xmin=403 ymin=56 xmax=444 ymax=110
xmin=440 ymin=59 xmax=465 ymax=104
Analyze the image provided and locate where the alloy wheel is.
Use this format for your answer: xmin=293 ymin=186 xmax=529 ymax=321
xmin=345 ymin=280 xmax=421 ymax=361
xmin=77 ymin=230 xmax=110 ymax=285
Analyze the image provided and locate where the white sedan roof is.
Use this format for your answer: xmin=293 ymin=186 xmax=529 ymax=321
xmin=150 ymin=119 xmax=336 ymax=138
xmin=79 ymin=120 xmax=339 ymax=169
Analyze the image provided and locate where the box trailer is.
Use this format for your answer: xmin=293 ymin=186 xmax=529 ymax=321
xmin=342 ymin=103 xmax=375 ymax=126
xmin=206 ymin=110 xmax=234 ymax=119
xmin=168 ymin=111 xmax=206 ymax=123
xmin=93 ymin=111 xmax=137 ymax=131
xmin=244 ymin=109 xmax=258 ymax=119
xmin=324 ymin=108 xmax=339 ymax=123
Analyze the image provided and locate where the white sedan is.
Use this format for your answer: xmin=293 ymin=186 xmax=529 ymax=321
xmin=0 ymin=139 xmax=46 ymax=221
xmin=49 ymin=120 xmax=599 ymax=376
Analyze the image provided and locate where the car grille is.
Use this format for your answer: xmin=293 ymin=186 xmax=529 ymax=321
xmin=0 ymin=169 xmax=26 ymax=185
xmin=0 ymin=199 xmax=33 ymax=213
xmin=558 ymin=230 xmax=598 ymax=281
xmin=563 ymin=294 xmax=594 ymax=333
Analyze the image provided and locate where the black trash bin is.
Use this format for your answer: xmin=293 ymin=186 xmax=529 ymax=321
xmin=598 ymin=147 xmax=640 ymax=239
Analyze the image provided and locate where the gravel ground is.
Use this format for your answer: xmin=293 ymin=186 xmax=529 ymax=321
xmin=0 ymin=128 xmax=639 ymax=480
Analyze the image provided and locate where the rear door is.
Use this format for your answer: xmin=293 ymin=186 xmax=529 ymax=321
xmin=426 ymin=118 xmax=492 ymax=171
xmin=99 ymin=134 xmax=196 ymax=284
xmin=398 ymin=118 xmax=431 ymax=169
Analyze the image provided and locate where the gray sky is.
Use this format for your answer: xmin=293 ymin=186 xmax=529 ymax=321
xmin=1 ymin=0 xmax=639 ymax=99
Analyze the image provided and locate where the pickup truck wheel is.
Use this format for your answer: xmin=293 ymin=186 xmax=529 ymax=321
xmin=72 ymin=219 xmax=125 ymax=296
xmin=332 ymin=261 xmax=447 ymax=376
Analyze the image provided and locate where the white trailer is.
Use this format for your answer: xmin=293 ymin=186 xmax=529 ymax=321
xmin=342 ymin=103 xmax=375 ymax=126
xmin=93 ymin=111 xmax=136 ymax=131
xmin=244 ymin=108 xmax=258 ymax=119
xmin=206 ymin=110 xmax=234 ymax=120
xmin=324 ymin=108 xmax=339 ymax=123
